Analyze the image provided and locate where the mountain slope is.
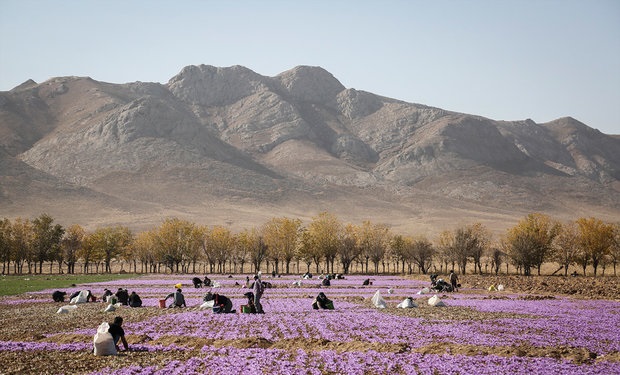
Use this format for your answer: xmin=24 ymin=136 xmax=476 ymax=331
xmin=1 ymin=65 xmax=618 ymax=234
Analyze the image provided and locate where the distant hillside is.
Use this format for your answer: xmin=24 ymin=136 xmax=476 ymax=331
xmin=1 ymin=65 xmax=618 ymax=235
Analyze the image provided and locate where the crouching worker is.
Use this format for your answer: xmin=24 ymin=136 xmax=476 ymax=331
xmin=242 ymin=292 xmax=257 ymax=313
xmin=312 ymin=292 xmax=334 ymax=310
xmin=192 ymin=277 xmax=203 ymax=288
xmin=52 ymin=290 xmax=67 ymax=302
xmin=128 ymin=291 xmax=142 ymax=308
xmin=108 ymin=316 xmax=129 ymax=352
xmin=166 ymin=288 xmax=186 ymax=308
xmin=204 ymin=292 xmax=234 ymax=313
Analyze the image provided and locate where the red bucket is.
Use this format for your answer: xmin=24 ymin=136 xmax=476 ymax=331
xmin=158 ymin=299 xmax=167 ymax=309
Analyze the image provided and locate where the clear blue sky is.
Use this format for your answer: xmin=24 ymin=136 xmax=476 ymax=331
xmin=1 ymin=0 xmax=619 ymax=134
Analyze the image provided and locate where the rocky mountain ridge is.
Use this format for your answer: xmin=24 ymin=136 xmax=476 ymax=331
xmin=1 ymin=65 xmax=618 ymax=234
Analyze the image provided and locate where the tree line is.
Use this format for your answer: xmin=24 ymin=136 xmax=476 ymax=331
xmin=0 ymin=212 xmax=618 ymax=276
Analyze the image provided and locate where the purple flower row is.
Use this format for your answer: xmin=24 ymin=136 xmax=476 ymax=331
xmin=87 ymin=345 xmax=620 ymax=375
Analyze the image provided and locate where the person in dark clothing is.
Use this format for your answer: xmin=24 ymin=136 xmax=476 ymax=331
xmin=449 ymin=270 xmax=459 ymax=292
xmin=108 ymin=316 xmax=128 ymax=352
xmin=52 ymin=290 xmax=67 ymax=302
xmin=101 ymin=289 xmax=113 ymax=302
xmin=243 ymin=291 xmax=257 ymax=313
xmin=192 ymin=277 xmax=203 ymax=288
xmin=252 ymin=275 xmax=264 ymax=313
xmin=203 ymin=276 xmax=212 ymax=287
xmin=322 ymin=278 xmax=331 ymax=286
xmin=362 ymin=278 xmax=371 ymax=286
xmin=115 ymin=288 xmax=129 ymax=306
xmin=204 ymin=292 xmax=234 ymax=313
xmin=166 ymin=288 xmax=186 ymax=308
xmin=128 ymin=291 xmax=142 ymax=307
xmin=312 ymin=292 xmax=334 ymax=310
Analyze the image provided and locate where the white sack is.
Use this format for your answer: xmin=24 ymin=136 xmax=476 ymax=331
xmin=56 ymin=305 xmax=78 ymax=314
xmin=497 ymin=284 xmax=505 ymax=291
xmin=397 ymin=298 xmax=417 ymax=308
xmin=199 ymin=300 xmax=215 ymax=310
xmin=428 ymin=295 xmax=446 ymax=307
xmin=371 ymin=290 xmax=387 ymax=309
xmin=93 ymin=322 xmax=117 ymax=356
xmin=387 ymin=288 xmax=394 ymax=294
xmin=417 ymin=287 xmax=430 ymax=295
xmin=70 ymin=290 xmax=89 ymax=304
xmin=103 ymin=304 xmax=116 ymax=312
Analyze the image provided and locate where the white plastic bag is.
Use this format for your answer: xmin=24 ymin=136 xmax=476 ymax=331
xmin=417 ymin=287 xmax=430 ymax=295
xmin=93 ymin=322 xmax=117 ymax=356
xmin=70 ymin=290 xmax=90 ymax=304
xmin=397 ymin=298 xmax=417 ymax=308
xmin=428 ymin=295 xmax=446 ymax=307
xmin=371 ymin=290 xmax=387 ymax=309
xmin=497 ymin=284 xmax=505 ymax=291
xmin=56 ymin=305 xmax=78 ymax=314
xmin=199 ymin=300 xmax=215 ymax=310
xmin=104 ymin=304 xmax=116 ymax=312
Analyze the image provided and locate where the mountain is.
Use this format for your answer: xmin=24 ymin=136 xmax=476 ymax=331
xmin=1 ymin=65 xmax=618 ymax=235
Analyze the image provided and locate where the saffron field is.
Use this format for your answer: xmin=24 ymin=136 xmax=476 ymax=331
xmin=0 ymin=274 xmax=619 ymax=374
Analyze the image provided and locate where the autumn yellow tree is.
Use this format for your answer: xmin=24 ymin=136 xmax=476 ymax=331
xmin=552 ymin=221 xmax=580 ymax=276
xmin=357 ymin=220 xmax=390 ymax=274
xmin=153 ymin=219 xmax=201 ymax=273
xmin=410 ymin=236 xmax=435 ymax=275
xmin=133 ymin=230 xmax=157 ymax=273
xmin=339 ymin=223 xmax=362 ymax=274
xmin=61 ymin=224 xmax=85 ymax=274
xmin=87 ymin=226 xmax=132 ymax=273
xmin=262 ymin=217 xmax=302 ymax=274
xmin=0 ymin=218 xmax=12 ymax=274
xmin=610 ymin=223 xmax=620 ymax=276
xmin=9 ymin=218 xmax=32 ymax=274
xmin=576 ymin=217 xmax=615 ymax=276
xmin=306 ymin=212 xmax=343 ymax=274
xmin=436 ymin=230 xmax=457 ymax=273
xmin=505 ymin=213 xmax=560 ymax=275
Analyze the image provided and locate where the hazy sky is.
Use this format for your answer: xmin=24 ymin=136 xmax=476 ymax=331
xmin=1 ymin=0 xmax=619 ymax=134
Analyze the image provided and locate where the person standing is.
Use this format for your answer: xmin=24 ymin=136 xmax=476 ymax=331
xmin=252 ymin=275 xmax=264 ymax=313
xmin=449 ymin=270 xmax=459 ymax=292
